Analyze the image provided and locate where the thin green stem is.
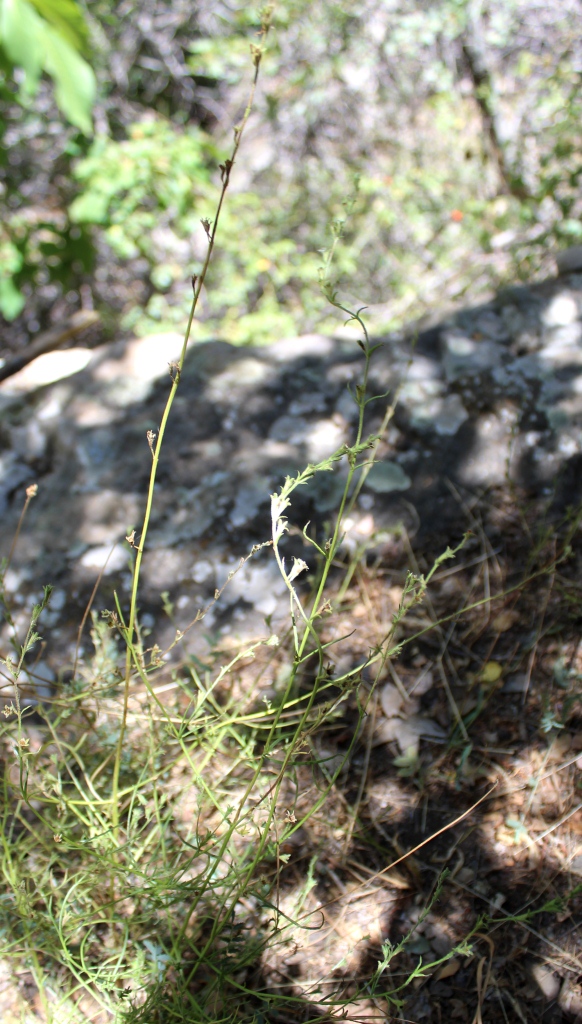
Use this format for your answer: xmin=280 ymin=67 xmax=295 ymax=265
xmin=110 ymin=20 xmax=272 ymax=840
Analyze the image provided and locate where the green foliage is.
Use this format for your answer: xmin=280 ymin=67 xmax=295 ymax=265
xmin=29 ymin=0 xmax=90 ymax=52
xmin=0 ymin=0 xmax=95 ymax=319
xmin=187 ymin=8 xmax=259 ymax=85
xmin=0 ymin=208 xmax=94 ymax=320
xmin=0 ymin=0 xmax=95 ymax=132
xmin=1 ymin=0 xmax=581 ymax=339
xmin=47 ymin=0 xmax=579 ymax=345
xmin=70 ymin=120 xmax=219 ymax=231
xmin=0 ymin=234 xmax=25 ymax=319
xmin=67 ymin=115 xmax=326 ymax=343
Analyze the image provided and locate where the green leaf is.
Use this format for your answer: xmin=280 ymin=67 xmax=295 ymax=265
xmin=28 ymin=0 xmax=90 ymax=54
xmin=69 ymin=188 xmax=110 ymax=224
xmin=0 ymin=0 xmax=44 ymax=92
xmin=0 ymin=275 xmax=25 ymax=319
xmin=0 ymin=0 xmax=94 ymax=129
xmin=43 ymin=24 xmax=95 ymax=133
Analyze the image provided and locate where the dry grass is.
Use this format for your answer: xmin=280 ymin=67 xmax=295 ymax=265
xmin=1 ymin=18 xmax=582 ymax=1023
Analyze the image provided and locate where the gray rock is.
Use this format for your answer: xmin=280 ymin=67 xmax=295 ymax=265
xmin=540 ymin=324 xmax=582 ymax=368
xmin=191 ymin=559 xmax=214 ymax=584
xmin=0 ymin=453 xmax=33 ymax=514
xmin=206 ymin=357 xmax=272 ymax=403
xmin=79 ymin=543 xmax=128 ymax=575
xmin=269 ymin=415 xmax=309 ymax=443
xmin=366 ymin=461 xmax=411 ymax=493
xmin=11 ymin=420 xmax=47 ymax=461
xmin=23 ymin=661 xmax=55 ymax=703
xmin=441 ymin=329 xmax=503 ymax=381
xmin=268 ymin=333 xmax=335 ymax=362
xmin=433 ymin=394 xmax=469 ymax=436
xmin=305 ymin=472 xmax=349 ymax=512
xmin=500 ymin=304 xmax=542 ymax=352
xmin=5 ymin=267 xmax=582 ymax=667
xmin=557 ymin=245 xmax=582 ymax=274
xmin=305 ymin=417 xmax=347 ymax=461
xmin=460 ymin=410 xmax=515 ymax=485
xmin=156 ymin=490 xmax=218 ymax=543
xmin=472 ymin=309 xmax=510 ymax=342
xmin=541 ymin=292 xmax=579 ymax=328
xmin=217 ymin=559 xmax=287 ymax=617
xmin=180 ymin=340 xmax=240 ymax=381
xmin=335 ymin=389 xmax=360 ymax=422
xmin=142 ymin=548 xmax=195 ymax=589
xmin=230 ymin=478 xmax=270 ymax=527
xmin=399 ymin=377 xmax=445 ymax=432
xmin=289 ymin=392 xmax=328 ymax=415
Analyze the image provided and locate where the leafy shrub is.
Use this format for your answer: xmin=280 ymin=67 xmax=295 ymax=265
xmin=0 ymin=0 xmax=95 ymax=132
xmin=55 ymin=0 xmax=582 ymax=345
xmin=0 ymin=207 xmax=93 ymax=320
xmin=1 ymin=0 xmax=582 ymax=339
xmin=0 ymin=0 xmax=95 ymax=320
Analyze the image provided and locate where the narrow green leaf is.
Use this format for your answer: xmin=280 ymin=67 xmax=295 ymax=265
xmin=43 ymin=24 xmax=95 ymax=133
xmin=28 ymin=0 xmax=90 ymax=54
xmin=0 ymin=276 xmax=25 ymax=319
xmin=0 ymin=0 xmax=44 ymax=92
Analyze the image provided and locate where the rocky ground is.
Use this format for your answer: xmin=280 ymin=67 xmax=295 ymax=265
xmin=1 ymin=260 xmax=582 ymax=1022
xmin=1 ymin=260 xmax=581 ymax=672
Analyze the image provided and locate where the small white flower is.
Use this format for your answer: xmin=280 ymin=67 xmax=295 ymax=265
xmin=271 ymin=492 xmax=290 ymax=521
xmin=287 ymin=557 xmax=309 ymax=583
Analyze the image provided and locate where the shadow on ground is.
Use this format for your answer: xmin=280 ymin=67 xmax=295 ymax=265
xmin=1 ymin=270 xmax=582 ymax=1022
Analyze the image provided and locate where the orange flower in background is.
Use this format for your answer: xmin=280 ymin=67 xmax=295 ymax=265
xmin=450 ymin=209 xmax=464 ymax=222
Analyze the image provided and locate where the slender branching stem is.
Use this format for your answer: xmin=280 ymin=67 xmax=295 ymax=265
xmin=110 ymin=11 xmax=273 ymax=840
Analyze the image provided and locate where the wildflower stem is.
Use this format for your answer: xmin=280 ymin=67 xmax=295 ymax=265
xmin=110 ymin=16 xmax=272 ymax=840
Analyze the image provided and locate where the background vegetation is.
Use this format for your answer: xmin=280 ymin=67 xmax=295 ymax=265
xmin=1 ymin=3 xmax=582 ymax=1023
xmin=1 ymin=0 xmax=581 ymax=349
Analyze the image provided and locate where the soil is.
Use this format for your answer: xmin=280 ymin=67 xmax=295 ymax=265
xmin=1 ymin=265 xmax=582 ymax=1022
